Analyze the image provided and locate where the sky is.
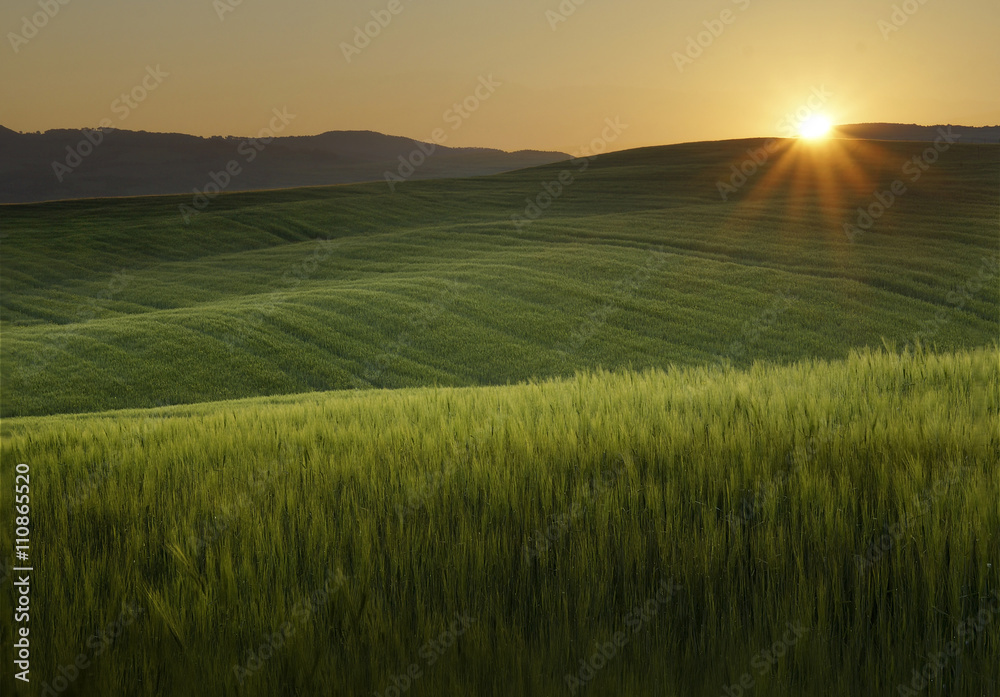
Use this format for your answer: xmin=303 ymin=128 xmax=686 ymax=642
xmin=1 ymin=0 xmax=998 ymax=154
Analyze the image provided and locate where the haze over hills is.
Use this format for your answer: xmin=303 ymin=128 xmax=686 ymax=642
xmin=0 ymin=125 xmax=568 ymax=204
xmin=2 ymin=122 xmax=998 ymax=205
xmin=833 ymin=123 xmax=1000 ymax=143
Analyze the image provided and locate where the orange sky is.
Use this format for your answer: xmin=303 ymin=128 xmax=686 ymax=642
xmin=2 ymin=0 xmax=998 ymax=153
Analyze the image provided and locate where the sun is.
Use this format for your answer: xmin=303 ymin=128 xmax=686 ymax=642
xmin=799 ymin=115 xmax=833 ymax=139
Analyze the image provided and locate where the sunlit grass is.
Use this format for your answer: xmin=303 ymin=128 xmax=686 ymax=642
xmin=1 ymin=346 xmax=997 ymax=696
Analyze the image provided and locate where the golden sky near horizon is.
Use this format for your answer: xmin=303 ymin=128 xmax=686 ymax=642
xmin=1 ymin=0 xmax=998 ymax=154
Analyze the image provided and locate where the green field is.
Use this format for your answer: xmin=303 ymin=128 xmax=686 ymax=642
xmin=1 ymin=138 xmax=999 ymax=696
xmin=2 ymin=348 xmax=999 ymax=696
xmin=2 ymin=138 xmax=997 ymax=417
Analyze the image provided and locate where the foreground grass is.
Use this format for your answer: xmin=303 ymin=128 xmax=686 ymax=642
xmin=2 ymin=347 xmax=997 ymax=696
xmin=3 ymin=138 xmax=998 ymax=416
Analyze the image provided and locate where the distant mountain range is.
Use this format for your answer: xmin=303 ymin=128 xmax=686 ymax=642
xmin=1 ymin=122 xmax=996 ymax=205
xmin=833 ymin=123 xmax=1000 ymax=144
xmin=0 ymin=126 xmax=569 ymax=204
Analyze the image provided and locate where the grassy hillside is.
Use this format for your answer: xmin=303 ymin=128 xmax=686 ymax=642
xmin=2 ymin=138 xmax=999 ymax=417
xmin=1 ymin=348 xmax=997 ymax=696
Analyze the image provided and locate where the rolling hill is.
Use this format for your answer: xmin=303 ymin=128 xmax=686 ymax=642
xmin=834 ymin=122 xmax=1000 ymax=144
xmin=0 ymin=125 xmax=568 ymax=204
xmin=2 ymin=136 xmax=998 ymax=417
xmin=1 ymin=134 xmax=998 ymax=697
